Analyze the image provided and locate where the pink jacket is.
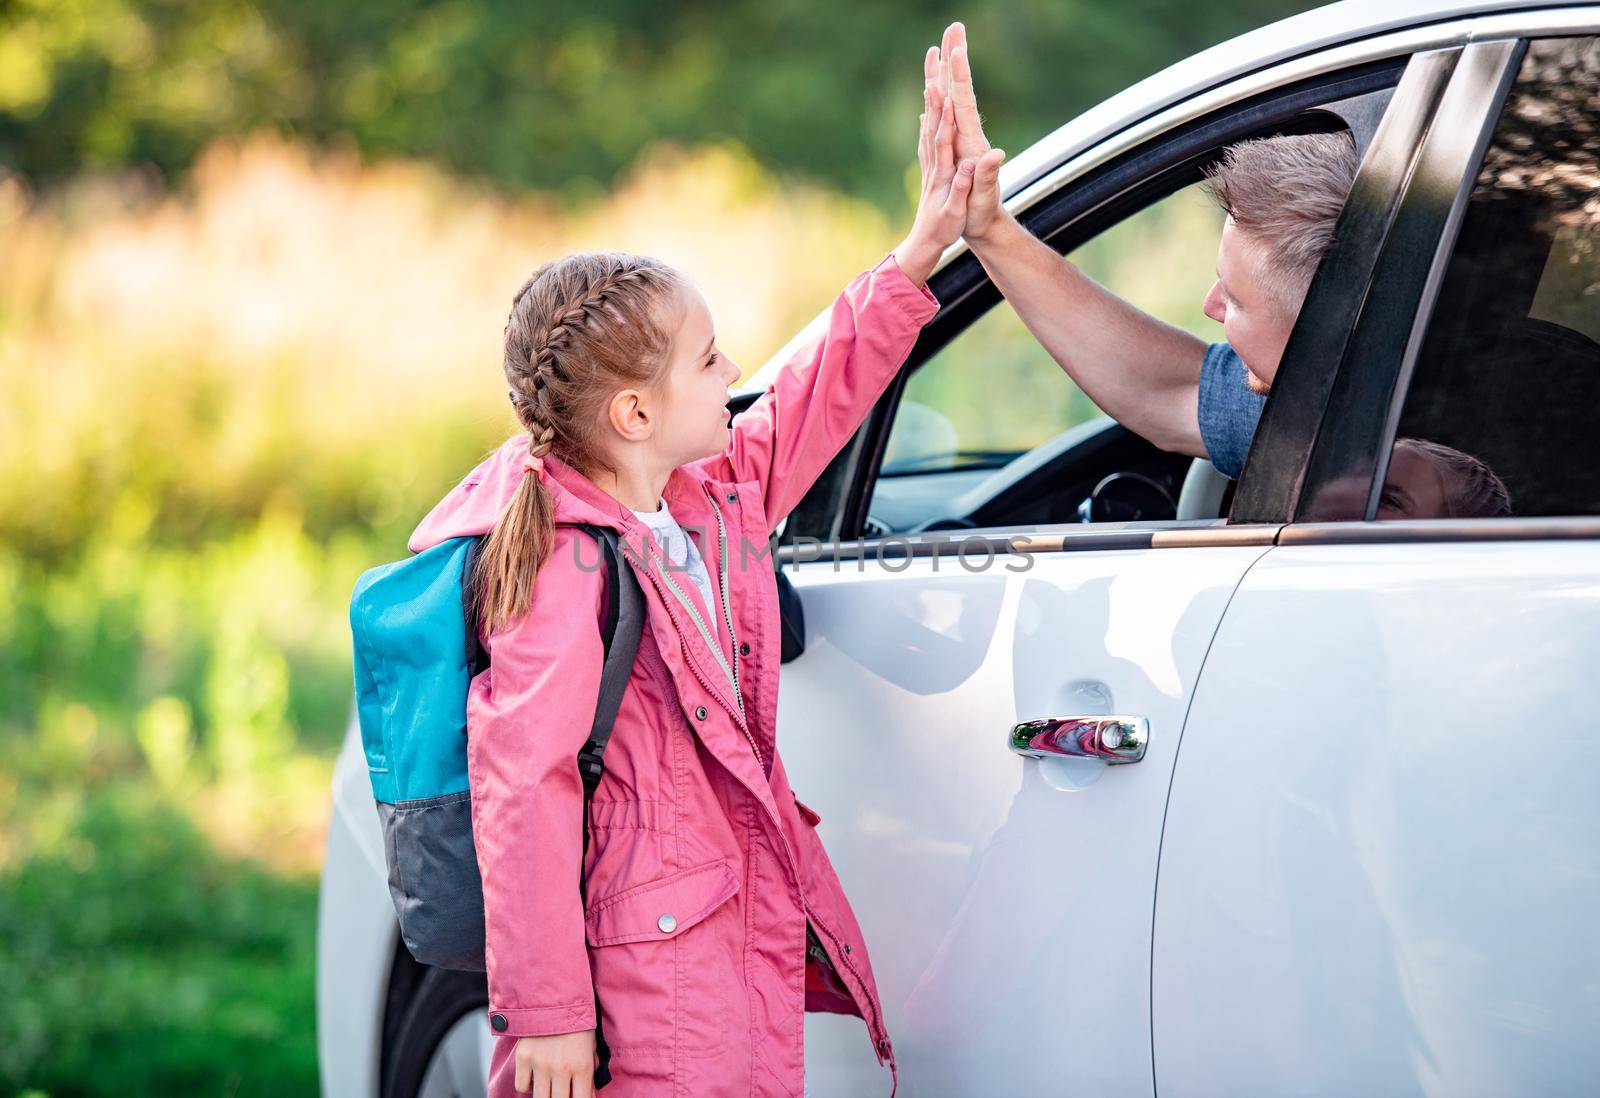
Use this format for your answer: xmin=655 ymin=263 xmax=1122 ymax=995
xmin=407 ymin=253 xmax=939 ymax=1096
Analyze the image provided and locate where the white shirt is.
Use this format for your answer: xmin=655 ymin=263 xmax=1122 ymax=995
xmin=629 ymin=497 xmax=719 ymax=641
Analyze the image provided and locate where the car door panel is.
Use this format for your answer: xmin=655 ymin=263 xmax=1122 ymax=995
xmin=780 ymin=540 xmax=1270 ymax=1095
xmin=1154 ymin=28 xmax=1600 ymax=1094
xmin=1152 ymin=541 xmax=1600 ymax=1095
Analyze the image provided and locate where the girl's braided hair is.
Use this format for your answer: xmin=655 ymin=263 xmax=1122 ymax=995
xmin=473 ymin=252 xmax=686 ymax=631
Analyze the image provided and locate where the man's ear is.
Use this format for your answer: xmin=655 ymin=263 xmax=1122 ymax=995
xmin=607 ymin=387 xmax=655 ymax=443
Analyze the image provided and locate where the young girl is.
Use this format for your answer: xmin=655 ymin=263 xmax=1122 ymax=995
xmin=405 ymin=76 xmax=971 ymax=1098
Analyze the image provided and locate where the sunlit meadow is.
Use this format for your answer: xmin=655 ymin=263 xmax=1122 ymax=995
xmin=0 ymin=135 xmax=895 ymax=1094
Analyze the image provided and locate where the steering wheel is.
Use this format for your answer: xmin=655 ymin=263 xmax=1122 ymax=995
xmin=1076 ymin=471 xmax=1177 ymax=523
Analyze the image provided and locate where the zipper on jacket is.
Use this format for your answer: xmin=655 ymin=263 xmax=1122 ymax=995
xmin=625 ymin=575 xmax=885 ymax=1058
xmin=701 ymin=484 xmax=767 ymax=774
xmin=629 ymin=540 xmax=878 ymax=1052
xmin=638 ymin=525 xmax=739 ymax=703
xmin=805 ymin=922 xmax=851 ymax=999
xmin=701 ymin=483 xmax=744 ymax=724
xmin=698 ymin=487 xmax=879 ymax=1047
xmin=619 ymin=531 xmax=761 ymax=771
xmin=803 ymin=899 xmax=889 ymax=1056
xmin=698 ymin=485 xmax=766 ymax=773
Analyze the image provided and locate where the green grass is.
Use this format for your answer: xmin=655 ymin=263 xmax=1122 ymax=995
xmin=0 ymin=784 xmax=319 ymax=1096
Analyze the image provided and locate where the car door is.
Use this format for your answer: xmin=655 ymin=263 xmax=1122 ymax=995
xmin=1153 ymin=29 xmax=1600 ymax=1096
xmin=772 ymin=46 xmax=1423 ymax=1098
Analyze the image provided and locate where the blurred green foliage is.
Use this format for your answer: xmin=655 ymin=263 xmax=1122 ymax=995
xmin=0 ymin=785 xmax=317 ymax=1095
xmin=0 ymin=0 xmax=1312 ymax=204
xmin=0 ymin=470 xmax=357 ymax=1090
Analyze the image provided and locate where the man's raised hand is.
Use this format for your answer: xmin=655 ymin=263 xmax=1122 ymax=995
xmin=939 ymin=21 xmax=1008 ymax=242
xmin=940 ymin=22 xmax=990 ymax=161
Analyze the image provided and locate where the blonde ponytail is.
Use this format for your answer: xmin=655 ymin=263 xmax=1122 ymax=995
xmin=473 ymin=469 xmax=557 ymax=633
xmin=471 ymin=253 xmax=686 ymax=633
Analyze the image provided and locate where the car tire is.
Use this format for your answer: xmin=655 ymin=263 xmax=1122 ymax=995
xmin=381 ymin=962 xmax=490 ymax=1098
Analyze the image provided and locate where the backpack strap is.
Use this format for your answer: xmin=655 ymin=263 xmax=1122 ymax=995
xmin=462 ymin=535 xmax=491 ymax=680
xmin=574 ymin=523 xmax=643 ymax=1091
xmin=576 ymin=523 xmax=645 ymax=796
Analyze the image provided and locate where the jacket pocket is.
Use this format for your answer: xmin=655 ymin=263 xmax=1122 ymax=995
xmin=585 ymin=858 xmax=739 ymax=946
xmin=583 ymin=857 xmax=743 ymax=1055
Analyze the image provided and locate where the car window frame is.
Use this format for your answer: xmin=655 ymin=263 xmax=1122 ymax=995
xmin=1370 ymin=32 xmax=1600 ymax=530
xmin=774 ymin=54 xmax=1409 ymax=565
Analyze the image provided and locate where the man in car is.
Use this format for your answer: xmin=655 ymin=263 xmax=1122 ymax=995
xmin=930 ymin=22 xmax=1358 ymax=480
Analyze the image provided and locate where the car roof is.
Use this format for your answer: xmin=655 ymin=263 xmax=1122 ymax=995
xmin=738 ymin=0 xmax=1591 ymax=396
xmin=1002 ymin=0 xmax=1577 ymax=196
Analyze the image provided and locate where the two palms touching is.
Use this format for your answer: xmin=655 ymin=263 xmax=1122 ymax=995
xmin=924 ymin=21 xmax=1009 ymax=242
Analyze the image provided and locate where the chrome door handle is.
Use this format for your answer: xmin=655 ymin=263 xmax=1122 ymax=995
xmin=1009 ymin=716 xmax=1148 ymax=764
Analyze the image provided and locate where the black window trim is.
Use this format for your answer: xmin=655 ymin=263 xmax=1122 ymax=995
xmin=1363 ymin=36 xmax=1539 ymax=523
xmin=1277 ymin=515 xmax=1600 ymax=546
xmin=773 ymin=519 xmax=1277 ymax=571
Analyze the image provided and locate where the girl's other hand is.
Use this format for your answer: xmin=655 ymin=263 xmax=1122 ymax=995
xmin=513 ymin=1029 xmax=596 ymax=1097
xmin=891 ymin=46 xmax=976 ymax=287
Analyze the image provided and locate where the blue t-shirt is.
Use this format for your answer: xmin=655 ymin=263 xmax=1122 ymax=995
xmin=1196 ymin=341 xmax=1266 ymax=479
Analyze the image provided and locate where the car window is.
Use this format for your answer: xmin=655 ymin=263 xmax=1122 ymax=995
xmin=878 ymin=301 xmax=1091 ymax=478
xmin=1375 ymin=36 xmax=1599 ymax=521
xmin=867 ymin=182 xmax=1224 ymax=533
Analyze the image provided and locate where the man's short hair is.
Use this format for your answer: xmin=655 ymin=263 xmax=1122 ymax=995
xmin=1202 ymin=131 xmax=1360 ymax=317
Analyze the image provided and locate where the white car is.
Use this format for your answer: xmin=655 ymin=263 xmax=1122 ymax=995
xmin=318 ymin=1 xmax=1600 ymax=1093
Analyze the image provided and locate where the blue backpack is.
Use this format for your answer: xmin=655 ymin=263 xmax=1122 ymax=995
xmin=349 ymin=524 xmax=645 ymax=972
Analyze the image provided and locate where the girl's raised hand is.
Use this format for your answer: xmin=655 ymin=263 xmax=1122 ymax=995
xmin=891 ymin=46 xmax=976 ymax=287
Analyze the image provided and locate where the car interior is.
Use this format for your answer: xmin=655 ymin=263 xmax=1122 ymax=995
xmin=868 ymin=418 xmax=1201 ymax=534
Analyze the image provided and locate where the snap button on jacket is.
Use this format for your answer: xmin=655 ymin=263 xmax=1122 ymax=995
xmin=406 ymin=255 xmax=938 ymax=1096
